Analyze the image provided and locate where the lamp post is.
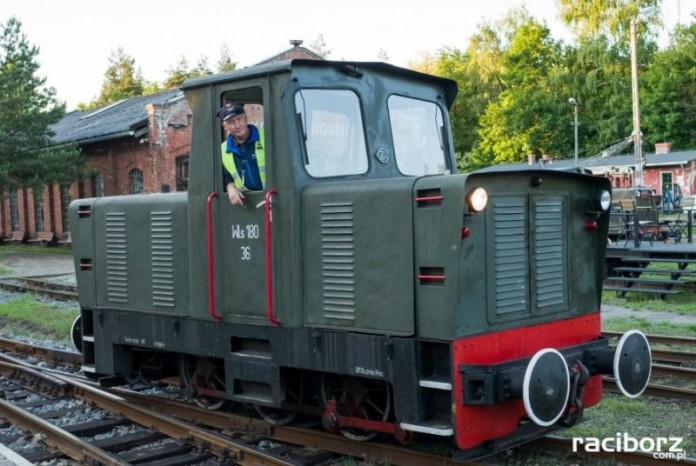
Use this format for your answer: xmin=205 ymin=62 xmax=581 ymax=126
xmin=569 ymin=98 xmax=579 ymax=167
xmin=630 ymin=6 xmax=656 ymax=187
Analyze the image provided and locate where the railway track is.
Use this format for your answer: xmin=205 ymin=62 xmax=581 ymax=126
xmin=0 ymin=342 xmax=467 ymax=465
xmin=0 ymin=276 xmax=78 ymax=301
xmin=0 ymin=356 xmax=342 ymax=466
xmin=0 ymin=339 xmax=696 ymax=466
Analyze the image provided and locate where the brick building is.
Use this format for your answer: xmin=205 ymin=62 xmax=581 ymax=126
xmin=0 ymin=42 xmax=320 ymax=244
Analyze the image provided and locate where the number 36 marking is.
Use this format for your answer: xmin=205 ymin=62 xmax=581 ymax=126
xmin=241 ymin=246 xmax=251 ymax=261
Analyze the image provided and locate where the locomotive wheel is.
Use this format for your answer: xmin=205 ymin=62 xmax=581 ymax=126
xmin=320 ymin=374 xmax=392 ymax=441
xmin=70 ymin=315 xmax=82 ymax=353
xmin=253 ymin=373 xmax=303 ymax=425
xmin=179 ymin=356 xmax=227 ymax=410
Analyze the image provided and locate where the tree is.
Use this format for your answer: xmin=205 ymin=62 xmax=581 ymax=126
xmin=309 ymin=34 xmax=331 ymax=59
xmin=642 ymin=22 xmax=696 ymax=150
xmin=557 ymin=0 xmax=661 ymax=44
xmin=163 ymin=54 xmax=213 ymax=89
xmin=84 ymin=47 xmax=145 ymax=109
xmin=217 ymin=44 xmax=237 ymax=73
xmin=475 ymin=18 xmax=569 ymax=166
xmin=0 ymin=17 xmax=83 ymax=191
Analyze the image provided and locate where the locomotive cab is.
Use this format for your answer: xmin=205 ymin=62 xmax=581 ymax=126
xmin=69 ymin=59 xmax=651 ymax=461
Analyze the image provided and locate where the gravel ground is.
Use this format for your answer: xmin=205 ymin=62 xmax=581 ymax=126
xmin=0 ymin=250 xmax=76 ymax=285
xmin=602 ymin=303 xmax=696 ymax=325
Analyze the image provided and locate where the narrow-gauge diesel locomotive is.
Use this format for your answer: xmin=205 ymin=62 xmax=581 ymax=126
xmin=69 ymin=59 xmax=651 ymax=460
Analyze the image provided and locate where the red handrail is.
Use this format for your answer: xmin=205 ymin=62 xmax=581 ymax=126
xmin=265 ymin=189 xmax=280 ymax=326
xmin=206 ymin=192 xmax=222 ymax=321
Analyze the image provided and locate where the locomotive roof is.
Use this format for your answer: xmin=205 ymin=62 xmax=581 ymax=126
xmin=181 ymin=59 xmax=459 ymax=107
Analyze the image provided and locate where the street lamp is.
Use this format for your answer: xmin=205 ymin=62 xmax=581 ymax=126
xmin=630 ymin=6 xmax=657 ymax=187
xmin=569 ymin=97 xmax=579 ymax=167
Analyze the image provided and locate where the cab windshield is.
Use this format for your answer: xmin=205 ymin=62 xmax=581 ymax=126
xmin=295 ymin=89 xmax=368 ymax=178
xmin=388 ymin=95 xmax=448 ymax=176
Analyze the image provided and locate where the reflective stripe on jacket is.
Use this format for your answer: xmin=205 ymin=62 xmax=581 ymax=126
xmin=220 ymin=126 xmax=265 ymax=190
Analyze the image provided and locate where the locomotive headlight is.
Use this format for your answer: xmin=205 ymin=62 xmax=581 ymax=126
xmin=599 ymin=190 xmax=611 ymax=211
xmin=466 ymin=187 xmax=488 ymax=212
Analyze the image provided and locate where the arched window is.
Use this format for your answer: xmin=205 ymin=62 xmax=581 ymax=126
xmin=9 ymin=191 xmax=19 ymax=231
xmin=60 ymin=184 xmax=71 ymax=233
xmin=129 ymin=169 xmax=144 ymax=194
xmin=176 ymin=155 xmax=189 ymax=191
xmin=34 ymin=193 xmax=45 ymax=232
xmin=92 ymin=173 xmax=104 ymax=197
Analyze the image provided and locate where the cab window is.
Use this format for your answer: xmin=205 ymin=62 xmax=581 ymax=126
xmin=388 ymin=95 xmax=448 ymax=176
xmin=295 ymin=89 xmax=368 ymax=177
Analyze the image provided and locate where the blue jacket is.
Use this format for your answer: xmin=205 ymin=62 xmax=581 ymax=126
xmin=221 ymin=125 xmax=265 ymax=191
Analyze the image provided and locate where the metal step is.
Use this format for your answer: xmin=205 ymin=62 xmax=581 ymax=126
xmin=400 ymin=419 xmax=453 ymax=436
xmin=418 ymin=377 xmax=452 ymax=391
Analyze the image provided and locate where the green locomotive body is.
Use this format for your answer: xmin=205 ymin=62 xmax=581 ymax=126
xmin=70 ymin=59 xmax=650 ymax=460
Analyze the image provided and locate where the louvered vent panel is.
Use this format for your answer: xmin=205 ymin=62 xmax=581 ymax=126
xmin=106 ymin=212 xmax=128 ymax=303
xmin=492 ymin=198 xmax=528 ymax=315
xmin=151 ymin=211 xmax=175 ymax=307
xmin=320 ymin=202 xmax=356 ymax=320
xmin=533 ymin=197 xmax=567 ymax=309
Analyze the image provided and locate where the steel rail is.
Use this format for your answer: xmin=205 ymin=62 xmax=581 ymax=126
xmin=603 ymin=377 xmax=696 ymax=400
xmin=0 ymin=397 xmax=131 ymax=466
xmin=651 ymin=362 xmax=696 ymax=383
xmin=0 ymin=360 xmax=70 ymax=398
xmin=0 ymin=279 xmax=77 ymax=301
xmin=651 ymin=348 xmax=696 ymax=365
xmin=603 ymin=331 xmax=696 ymax=348
xmin=57 ymin=373 xmax=302 ymax=466
xmin=0 ymin=336 xmax=81 ymax=367
xmin=112 ymin=388 xmax=467 ymax=466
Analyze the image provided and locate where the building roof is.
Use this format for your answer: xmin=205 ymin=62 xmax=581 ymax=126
xmin=50 ymin=90 xmax=183 ymax=146
xmin=253 ymin=42 xmax=322 ymax=66
xmin=478 ymin=149 xmax=696 ymax=173
xmin=50 ymin=41 xmax=320 ymax=147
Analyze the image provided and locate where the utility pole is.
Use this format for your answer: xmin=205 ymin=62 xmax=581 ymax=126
xmin=630 ymin=6 xmax=656 ymax=187
xmin=630 ymin=15 xmax=643 ymax=187
xmin=569 ymin=98 xmax=579 ymax=167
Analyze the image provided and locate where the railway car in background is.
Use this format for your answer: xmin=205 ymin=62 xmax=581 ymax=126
xmin=69 ymin=59 xmax=651 ymax=461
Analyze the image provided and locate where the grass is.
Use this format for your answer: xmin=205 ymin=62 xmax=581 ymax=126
xmin=0 ymin=244 xmax=73 ymax=258
xmin=602 ymin=316 xmax=696 ymax=337
xmin=0 ymin=296 xmax=78 ymax=345
xmin=602 ymin=288 xmax=696 ymax=316
xmin=560 ymin=394 xmax=696 ymax=454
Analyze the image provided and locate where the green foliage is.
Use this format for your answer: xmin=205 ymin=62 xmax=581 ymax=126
xmin=642 ymin=22 xmax=696 ymax=149
xmin=406 ymin=1 xmax=695 ymax=172
xmin=473 ymin=15 xmax=569 ymax=166
xmin=558 ymin=0 xmax=661 ymax=44
xmin=87 ymin=47 xmax=145 ymax=108
xmin=217 ymin=44 xmax=237 ymax=73
xmin=163 ymin=55 xmax=213 ymax=89
xmin=0 ymin=17 xmax=83 ymax=191
xmin=164 ymin=46 xmax=240 ymax=89
xmin=309 ymin=34 xmax=331 ymax=59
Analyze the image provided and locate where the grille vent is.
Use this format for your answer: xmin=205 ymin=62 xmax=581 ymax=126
xmin=320 ymin=202 xmax=356 ymax=320
xmin=151 ymin=211 xmax=175 ymax=307
xmin=105 ymin=212 xmax=128 ymax=303
xmin=533 ymin=197 xmax=566 ymax=309
xmin=492 ymin=197 xmax=528 ymax=315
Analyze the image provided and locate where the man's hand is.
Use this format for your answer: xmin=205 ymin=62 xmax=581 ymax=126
xmin=227 ymin=185 xmax=246 ymax=206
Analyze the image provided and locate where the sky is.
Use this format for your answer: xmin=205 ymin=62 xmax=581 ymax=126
xmin=1 ymin=0 xmax=695 ymax=111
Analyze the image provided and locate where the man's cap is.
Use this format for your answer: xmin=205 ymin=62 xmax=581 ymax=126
xmin=216 ymin=102 xmax=245 ymax=121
